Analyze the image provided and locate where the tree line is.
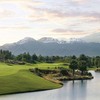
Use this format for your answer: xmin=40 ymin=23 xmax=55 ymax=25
xmin=0 ymin=50 xmax=100 ymax=69
xmin=0 ymin=50 xmax=14 ymax=61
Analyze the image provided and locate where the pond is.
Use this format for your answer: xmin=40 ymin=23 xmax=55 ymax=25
xmin=0 ymin=71 xmax=100 ymax=100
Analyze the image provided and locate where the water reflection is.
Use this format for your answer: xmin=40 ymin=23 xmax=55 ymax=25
xmin=0 ymin=71 xmax=100 ymax=100
xmin=65 ymin=80 xmax=87 ymax=100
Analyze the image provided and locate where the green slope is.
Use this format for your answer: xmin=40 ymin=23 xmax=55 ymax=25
xmin=0 ymin=63 xmax=62 ymax=95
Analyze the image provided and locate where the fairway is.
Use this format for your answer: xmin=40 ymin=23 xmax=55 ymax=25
xmin=0 ymin=63 xmax=68 ymax=76
xmin=0 ymin=63 xmax=63 ymax=95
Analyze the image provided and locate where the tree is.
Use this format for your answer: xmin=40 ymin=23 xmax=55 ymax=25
xmin=71 ymin=55 xmax=77 ymax=60
xmin=95 ymin=56 xmax=100 ymax=68
xmin=38 ymin=55 xmax=44 ymax=62
xmin=78 ymin=54 xmax=92 ymax=68
xmin=16 ymin=54 xmax=23 ymax=61
xmin=69 ymin=60 xmax=78 ymax=76
xmin=79 ymin=60 xmax=87 ymax=75
xmin=32 ymin=54 xmax=38 ymax=63
xmin=79 ymin=54 xmax=87 ymax=61
xmin=22 ymin=52 xmax=31 ymax=63
xmin=0 ymin=50 xmax=13 ymax=61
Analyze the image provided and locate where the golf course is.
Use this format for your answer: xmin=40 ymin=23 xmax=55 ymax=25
xmin=0 ymin=50 xmax=95 ymax=96
xmin=0 ymin=63 xmax=63 ymax=95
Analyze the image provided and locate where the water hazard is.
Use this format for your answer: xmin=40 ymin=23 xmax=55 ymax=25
xmin=0 ymin=71 xmax=100 ymax=100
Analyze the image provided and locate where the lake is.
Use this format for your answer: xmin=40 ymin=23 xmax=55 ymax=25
xmin=0 ymin=71 xmax=100 ymax=100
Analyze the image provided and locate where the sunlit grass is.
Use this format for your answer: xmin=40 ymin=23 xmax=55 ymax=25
xmin=0 ymin=62 xmax=64 ymax=95
xmin=0 ymin=62 xmax=69 ymax=76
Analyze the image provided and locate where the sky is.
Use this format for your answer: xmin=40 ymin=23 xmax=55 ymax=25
xmin=0 ymin=0 xmax=100 ymax=45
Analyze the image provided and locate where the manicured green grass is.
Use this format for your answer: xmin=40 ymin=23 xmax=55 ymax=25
xmin=0 ymin=62 xmax=64 ymax=95
xmin=0 ymin=63 xmax=32 ymax=76
xmin=0 ymin=62 xmax=68 ymax=76
xmin=0 ymin=70 xmax=61 ymax=95
xmin=35 ymin=63 xmax=69 ymax=69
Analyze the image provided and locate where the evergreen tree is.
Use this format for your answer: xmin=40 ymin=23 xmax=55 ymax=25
xmin=69 ymin=60 xmax=78 ymax=76
xmin=79 ymin=60 xmax=87 ymax=75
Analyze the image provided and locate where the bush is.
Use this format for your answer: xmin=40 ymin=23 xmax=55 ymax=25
xmin=60 ymin=69 xmax=69 ymax=76
xmin=87 ymin=72 xmax=92 ymax=76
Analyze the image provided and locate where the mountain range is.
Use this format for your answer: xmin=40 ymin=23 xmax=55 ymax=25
xmin=0 ymin=37 xmax=100 ymax=56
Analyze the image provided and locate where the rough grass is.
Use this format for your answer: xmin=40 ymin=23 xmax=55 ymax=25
xmin=0 ymin=62 xmax=64 ymax=95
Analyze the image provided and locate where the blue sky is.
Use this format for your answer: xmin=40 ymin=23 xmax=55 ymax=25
xmin=0 ymin=0 xmax=100 ymax=45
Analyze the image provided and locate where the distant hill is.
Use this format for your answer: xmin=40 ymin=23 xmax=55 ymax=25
xmin=82 ymin=33 xmax=100 ymax=43
xmin=0 ymin=37 xmax=100 ymax=56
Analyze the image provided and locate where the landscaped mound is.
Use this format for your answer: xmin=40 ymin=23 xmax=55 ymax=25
xmin=30 ymin=68 xmax=93 ymax=83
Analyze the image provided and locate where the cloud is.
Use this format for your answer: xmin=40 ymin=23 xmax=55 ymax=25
xmin=0 ymin=9 xmax=15 ymax=18
xmin=72 ymin=0 xmax=88 ymax=4
xmin=27 ymin=5 xmax=100 ymax=22
xmin=0 ymin=26 xmax=30 ymax=30
xmin=52 ymin=28 xmax=87 ymax=35
xmin=0 ymin=0 xmax=100 ymax=44
xmin=32 ymin=18 xmax=48 ymax=22
xmin=0 ymin=0 xmax=31 ymax=3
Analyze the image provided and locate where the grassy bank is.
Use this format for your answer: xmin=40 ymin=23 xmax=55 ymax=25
xmin=0 ymin=62 xmax=93 ymax=95
xmin=0 ymin=63 xmax=63 ymax=95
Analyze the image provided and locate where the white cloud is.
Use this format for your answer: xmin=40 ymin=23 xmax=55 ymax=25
xmin=0 ymin=0 xmax=100 ymax=45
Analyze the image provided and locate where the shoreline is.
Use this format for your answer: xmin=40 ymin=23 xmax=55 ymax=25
xmin=0 ymin=87 xmax=62 ymax=96
xmin=0 ymin=68 xmax=94 ymax=96
xmin=0 ymin=75 xmax=93 ymax=96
